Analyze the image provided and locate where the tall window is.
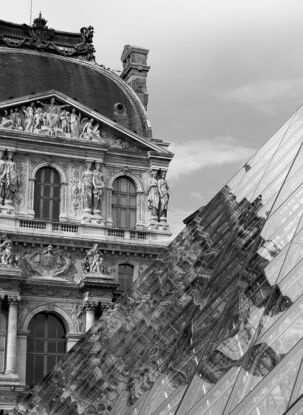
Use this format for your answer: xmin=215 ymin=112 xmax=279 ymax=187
xmin=118 ymin=264 xmax=134 ymax=292
xmin=34 ymin=167 xmax=60 ymax=221
xmin=112 ymin=176 xmax=136 ymax=229
xmin=26 ymin=312 xmax=66 ymax=387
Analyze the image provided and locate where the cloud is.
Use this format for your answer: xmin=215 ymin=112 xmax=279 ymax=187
xmin=167 ymin=207 xmax=191 ymax=239
xmin=190 ymin=192 xmax=204 ymax=201
xmin=168 ymin=136 xmax=255 ymax=180
xmin=220 ymin=78 xmax=303 ymax=114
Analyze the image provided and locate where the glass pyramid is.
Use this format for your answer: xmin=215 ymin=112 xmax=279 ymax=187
xmin=13 ymin=106 xmax=303 ymax=415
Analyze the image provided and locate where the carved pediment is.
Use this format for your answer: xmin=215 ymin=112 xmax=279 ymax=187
xmin=0 ymin=91 xmax=163 ymax=153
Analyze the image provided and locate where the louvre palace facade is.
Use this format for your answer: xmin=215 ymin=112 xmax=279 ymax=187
xmin=0 ymin=15 xmax=173 ymax=413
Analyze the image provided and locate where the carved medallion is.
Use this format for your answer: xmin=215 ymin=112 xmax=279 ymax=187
xmin=22 ymin=245 xmax=76 ymax=280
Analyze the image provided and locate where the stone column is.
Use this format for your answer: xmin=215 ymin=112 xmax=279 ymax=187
xmin=84 ymin=302 xmax=95 ymax=332
xmin=5 ymin=297 xmax=18 ymax=375
xmin=106 ymin=187 xmax=113 ymax=227
xmin=59 ymin=181 xmax=68 ymax=222
xmin=27 ymin=177 xmax=35 ymax=219
xmin=135 ymin=191 xmax=144 ymax=229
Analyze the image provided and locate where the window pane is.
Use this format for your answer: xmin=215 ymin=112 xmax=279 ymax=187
xmin=120 ymin=208 xmax=127 ymax=228
xmin=118 ymin=264 xmax=134 ymax=292
xmin=47 ymin=356 xmax=57 ymax=373
xmin=112 ymin=177 xmax=137 ymax=230
xmin=57 ymin=342 xmax=65 ymax=353
xmin=120 ymin=195 xmax=128 ymax=206
xmin=34 ymin=355 xmax=44 ymax=384
xmin=26 ymin=313 xmax=66 ymax=387
xmin=34 ymin=314 xmax=45 ymax=337
xmin=34 ymin=167 xmax=60 ymax=221
xmin=48 ymin=341 xmax=57 ymax=353
xmin=35 ymin=340 xmax=44 ymax=353
xmin=120 ymin=178 xmax=128 ymax=192
xmin=130 ymin=210 xmax=136 ymax=228
xmin=130 ymin=196 xmax=136 ymax=207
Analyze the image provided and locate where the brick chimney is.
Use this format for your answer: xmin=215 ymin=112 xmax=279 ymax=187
xmin=121 ymin=45 xmax=150 ymax=109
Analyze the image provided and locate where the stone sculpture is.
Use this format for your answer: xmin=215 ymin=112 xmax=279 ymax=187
xmin=81 ymin=161 xmax=94 ymax=213
xmin=81 ymin=244 xmax=108 ymax=274
xmin=0 ymin=13 xmax=95 ymax=61
xmin=5 ymin=152 xmax=19 ymax=205
xmin=158 ymin=170 xmax=169 ymax=219
xmin=147 ymin=169 xmax=169 ymax=221
xmin=22 ymin=245 xmax=75 ymax=279
xmin=0 ymin=98 xmax=142 ymax=152
xmin=0 ymin=236 xmax=18 ymax=267
xmin=0 ymin=150 xmax=6 ymax=204
xmin=80 ymin=161 xmax=105 ymax=217
xmin=92 ymin=162 xmax=104 ymax=213
xmin=80 ymin=118 xmax=101 ymax=140
xmin=147 ymin=169 xmax=160 ymax=219
xmin=0 ymin=151 xmax=19 ymax=207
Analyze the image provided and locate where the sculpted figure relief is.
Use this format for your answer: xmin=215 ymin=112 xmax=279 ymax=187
xmin=5 ymin=152 xmax=19 ymax=205
xmin=147 ymin=169 xmax=160 ymax=219
xmin=0 ymin=150 xmax=6 ymax=204
xmin=92 ymin=162 xmax=104 ymax=213
xmin=0 ymin=98 xmax=142 ymax=152
xmin=0 ymin=150 xmax=19 ymax=207
xmin=81 ymin=244 xmax=109 ymax=275
xmin=147 ymin=169 xmax=170 ymax=221
xmin=158 ymin=170 xmax=170 ymax=219
xmin=22 ymin=244 xmax=75 ymax=280
xmin=80 ymin=161 xmax=105 ymax=217
xmin=0 ymin=236 xmax=18 ymax=267
xmin=81 ymin=161 xmax=94 ymax=213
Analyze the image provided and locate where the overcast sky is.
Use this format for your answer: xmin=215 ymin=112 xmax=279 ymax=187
xmin=3 ymin=0 xmax=303 ymax=236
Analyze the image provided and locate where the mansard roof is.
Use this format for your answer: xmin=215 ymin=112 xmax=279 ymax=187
xmin=0 ymin=47 xmax=152 ymax=138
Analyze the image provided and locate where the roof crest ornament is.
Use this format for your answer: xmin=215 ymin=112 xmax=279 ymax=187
xmin=0 ymin=14 xmax=96 ymax=61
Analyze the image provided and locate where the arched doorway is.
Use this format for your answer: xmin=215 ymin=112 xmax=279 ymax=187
xmin=26 ymin=312 xmax=66 ymax=387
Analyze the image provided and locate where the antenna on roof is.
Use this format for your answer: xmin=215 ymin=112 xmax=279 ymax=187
xmin=30 ymin=0 xmax=33 ymax=25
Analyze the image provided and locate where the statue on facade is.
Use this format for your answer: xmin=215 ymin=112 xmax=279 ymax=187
xmin=37 ymin=97 xmax=69 ymax=132
xmin=92 ymin=162 xmax=104 ymax=213
xmin=0 ymin=236 xmax=18 ymax=267
xmin=80 ymin=118 xmax=101 ymax=140
xmin=81 ymin=244 xmax=108 ymax=274
xmin=5 ymin=151 xmax=19 ymax=205
xmin=0 ymin=150 xmax=6 ymax=205
xmin=74 ymin=26 xmax=96 ymax=61
xmin=147 ymin=169 xmax=160 ymax=219
xmin=23 ymin=102 xmax=35 ymax=132
xmin=70 ymin=108 xmax=80 ymax=138
xmin=158 ymin=170 xmax=169 ymax=219
xmin=81 ymin=161 xmax=93 ymax=213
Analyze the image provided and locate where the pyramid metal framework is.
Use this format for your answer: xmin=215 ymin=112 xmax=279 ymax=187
xmin=13 ymin=106 xmax=303 ymax=415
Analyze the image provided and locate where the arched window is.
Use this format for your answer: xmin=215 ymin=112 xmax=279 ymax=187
xmin=112 ymin=176 xmax=136 ymax=229
xmin=26 ymin=312 xmax=66 ymax=387
xmin=118 ymin=264 xmax=134 ymax=292
xmin=34 ymin=167 xmax=61 ymax=221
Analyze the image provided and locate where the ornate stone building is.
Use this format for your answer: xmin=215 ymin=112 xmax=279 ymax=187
xmin=0 ymin=15 xmax=173 ymax=413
